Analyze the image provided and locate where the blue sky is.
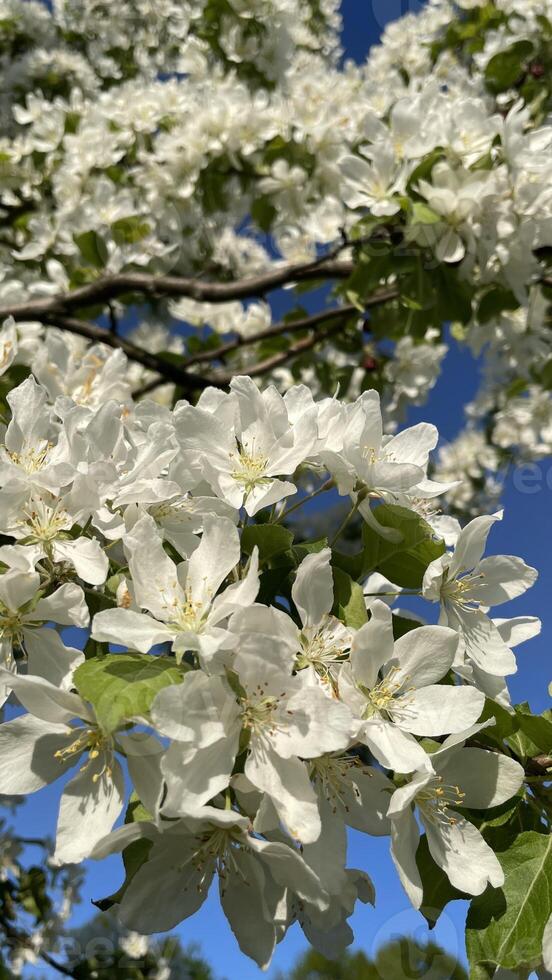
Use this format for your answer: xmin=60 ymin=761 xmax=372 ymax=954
xmin=14 ymin=4 xmax=552 ymax=977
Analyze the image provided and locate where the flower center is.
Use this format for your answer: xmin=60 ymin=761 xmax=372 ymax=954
xmin=361 ymin=666 xmax=407 ymax=719
xmin=21 ymin=501 xmax=70 ymax=542
xmin=7 ymin=443 xmax=52 ymax=474
xmin=240 ymin=683 xmax=288 ymax=737
xmin=310 ymin=754 xmax=363 ymax=813
xmin=229 ymin=447 xmax=270 ymax=494
xmin=54 ymin=727 xmax=113 ymax=782
xmin=0 ymin=606 xmax=23 ymax=641
xmin=442 ymin=570 xmax=485 ymax=608
xmin=416 ymin=775 xmax=466 ymax=826
xmin=183 ymin=827 xmax=248 ymax=894
xmin=296 ymin=622 xmax=348 ymax=690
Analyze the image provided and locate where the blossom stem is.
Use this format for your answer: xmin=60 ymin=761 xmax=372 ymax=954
xmin=273 ymin=478 xmax=334 ymax=523
xmin=330 ymin=502 xmax=359 ymax=548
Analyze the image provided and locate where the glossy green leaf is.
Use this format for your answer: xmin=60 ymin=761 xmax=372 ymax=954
xmin=331 ymin=567 xmax=368 ymax=629
xmin=74 ymin=653 xmax=185 ymax=734
xmin=466 ymin=832 xmax=552 ymax=974
xmin=241 ymin=524 xmax=294 ymax=563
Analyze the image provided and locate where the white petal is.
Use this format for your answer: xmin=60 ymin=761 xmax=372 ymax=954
xmin=53 ymin=537 xmax=109 ymax=585
xmin=494 ymin=616 xmax=541 ymax=648
xmin=91 ymin=608 xmax=174 ymax=653
xmin=0 ymin=669 xmax=90 ymax=724
xmin=393 ymin=685 xmax=485 ymax=736
xmin=209 ymin=547 xmax=260 ymax=624
xmin=342 ymin=766 xmax=393 ymax=836
xmin=360 ymin=718 xmax=431 ymax=773
xmin=392 ymin=625 xmax=459 ymax=689
xmin=0 ymin=714 xmax=72 ymax=793
xmin=125 ymin=512 xmax=183 ymax=621
xmin=53 ymin=759 xmax=125 ymax=865
xmin=119 ymin=841 xmax=213 ymax=933
xmin=385 ymin=423 xmax=438 ymax=467
xmin=246 ymin=740 xmax=321 ymax=844
xmin=438 ymin=747 xmax=524 ymax=809
xmin=23 ymin=627 xmax=84 ymax=690
xmin=436 ymin=227 xmax=465 ymax=264
xmin=292 ymin=548 xmax=334 ymax=628
xmin=449 ymin=512 xmax=502 ymax=578
xmin=350 ymin=599 xmax=394 ymax=689
xmin=160 ymin=734 xmax=239 ymax=813
xmin=0 ymin=570 xmax=40 ymax=611
xmin=245 ymin=479 xmax=296 ymax=517
xmin=151 ymin=672 xmax=240 ymax=747
xmin=249 ymin=835 xmax=329 ymax=911
xmin=186 ymin=515 xmax=240 ymax=608
xmin=390 ymin=810 xmax=423 ymax=909
xmin=452 ymin=606 xmax=517 ymax=676
xmin=117 ymin=731 xmax=165 ymax=816
xmin=220 ymin=851 xmax=276 ymax=969
xmin=543 ymin=913 xmax=552 ymax=972
xmin=33 ymin=583 xmax=89 ymax=627
xmin=271 ymin=680 xmax=353 ymax=759
xmin=424 ymin=815 xmax=503 ymax=895
xmin=476 ymin=555 xmax=538 ymax=606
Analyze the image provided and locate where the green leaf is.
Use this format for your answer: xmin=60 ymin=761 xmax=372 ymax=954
xmin=410 ymin=202 xmax=441 ymax=225
xmin=73 ymin=230 xmax=106 ymax=268
xmin=475 ymin=697 xmax=520 ymax=748
xmin=331 ymin=567 xmax=368 ymax=629
xmin=392 ymin=614 xmax=424 ymax=639
xmin=111 ymin=215 xmax=151 ymax=245
xmin=416 ymin=835 xmax=467 ymax=927
xmin=241 ymin=524 xmax=294 ymax=563
xmin=251 ymin=195 xmax=277 ymax=233
xmin=74 ymin=653 xmax=185 ymax=734
xmin=485 ymin=40 xmax=535 ymax=92
xmin=288 ymin=537 xmax=329 ymax=567
xmin=514 ymin=704 xmax=552 ymax=755
xmin=364 ymin=505 xmax=446 ymax=589
xmin=19 ymin=868 xmax=52 ymax=920
xmin=466 ymin=832 xmax=552 ymax=974
xmin=83 ymin=637 xmax=108 ymax=661
xmin=477 ymin=287 xmax=519 ymax=324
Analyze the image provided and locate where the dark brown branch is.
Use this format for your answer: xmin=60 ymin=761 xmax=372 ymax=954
xmin=0 ymin=257 xmax=354 ymax=323
xmin=213 ymin=319 xmax=346 ymax=383
xmin=42 ymin=315 xmax=220 ymax=392
xmin=182 ymin=287 xmax=398 ymax=369
xmin=133 ymin=287 xmax=398 ymax=396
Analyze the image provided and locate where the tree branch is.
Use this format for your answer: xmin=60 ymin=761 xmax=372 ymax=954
xmin=133 ymin=288 xmax=398 ymax=396
xmin=0 ymin=257 xmax=354 ymax=323
xmin=182 ymin=287 xmax=398 ymax=368
xmin=42 ymin=315 xmax=220 ymax=392
xmin=3 ymin=920 xmax=79 ymax=978
xmin=213 ymin=318 xmax=346 ymax=383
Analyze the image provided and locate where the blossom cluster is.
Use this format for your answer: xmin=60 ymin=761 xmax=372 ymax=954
xmin=0 ymin=368 xmax=539 ymax=966
xmin=0 ymin=0 xmax=551 ymax=519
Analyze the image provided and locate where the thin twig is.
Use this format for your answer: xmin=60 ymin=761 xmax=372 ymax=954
xmin=182 ymin=287 xmax=397 ymax=368
xmin=3 ymin=921 xmax=78 ymax=978
xmin=212 ymin=319 xmax=345 ymax=384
